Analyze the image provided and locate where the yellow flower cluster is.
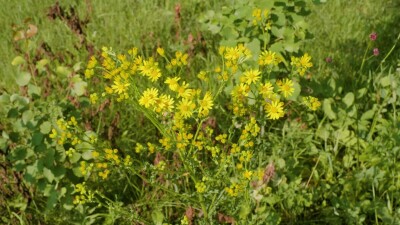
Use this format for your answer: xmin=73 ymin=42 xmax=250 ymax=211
xmin=258 ymin=50 xmax=280 ymax=67
xmin=252 ymin=8 xmax=272 ymax=31
xmin=303 ymin=96 xmax=321 ymax=111
xmin=252 ymin=8 xmax=269 ymax=25
xmin=225 ymin=183 xmax=243 ymax=197
xmin=73 ymin=182 xmax=94 ymax=205
xmin=291 ymin=53 xmax=313 ymax=76
xmin=166 ymin=51 xmax=189 ymax=70
xmin=195 ymin=182 xmax=207 ymax=193
xmin=84 ymin=56 xmax=97 ymax=79
xmin=219 ymin=45 xmax=252 ymax=73
xmin=49 ymin=117 xmax=81 ymax=145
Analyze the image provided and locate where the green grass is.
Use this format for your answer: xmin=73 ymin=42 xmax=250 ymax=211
xmin=1 ymin=0 xmax=400 ymax=224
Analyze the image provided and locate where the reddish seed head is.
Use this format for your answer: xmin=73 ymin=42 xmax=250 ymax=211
xmin=325 ymin=57 xmax=332 ymax=63
xmin=370 ymin=32 xmax=377 ymax=41
xmin=373 ymin=48 xmax=379 ymax=56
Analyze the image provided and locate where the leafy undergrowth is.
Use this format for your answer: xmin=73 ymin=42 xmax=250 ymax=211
xmin=1 ymin=0 xmax=400 ymax=224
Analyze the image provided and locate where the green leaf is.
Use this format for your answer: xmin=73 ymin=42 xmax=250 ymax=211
xmin=40 ymin=121 xmax=52 ymax=134
xmin=71 ymin=75 xmax=87 ymax=97
xmin=43 ymin=148 xmax=55 ymax=167
xmin=12 ymin=56 xmax=26 ymax=66
xmin=323 ymin=98 xmax=336 ymax=120
xmin=43 ymin=167 xmax=55 ymax=183
xmin=15 ymin=72 xmax=31 ymax=86
xmin=56 ymin=66 xmax=71 ymax=77
xmin=45 ymin=188 xmax=58 ymax=211
xmin=52 ymin=166 xmax=66 ymax=181
xmin=239 ymin=204 xmax=251 ymax=219
xmin=221 ymin=26 xmax=239 ymax=40
xmin=73 ymin=62 xmax=82 ymax=72
xmin=288 ymin=80 xmax=301 ymax=101
xmin=28 ymin=84 xmax=41 ymax=97
xmin=208 ymin=24 xmax=221 ymax=34
xmin=0 ymin=94 xmax=10 ymax=105
xmin=70 ymin=152 xmax=81 ymax=163
xmin=22 ymin=110 xmax=34 ymax=125
xmin=361 ymin=109 xmax=375 ymax=121
xmin=342 ymin=92 xmax=354 ymax=108
xmin=380 ymin=76 xmax=391 ymax=87
xmin=32 ymin=132 xmax=44 ymax=146
xmin=10 ymin=94 xmax=29 ymax=106
xmin=234 ymin=5 xmax=252 ymax=19
xmin=151 ymin=209 xmax=164 ymax=225
xmin=0 ymin=137 xmax=7 ymax=152
xmin=247 ymin=39 xmax=261 ymax=61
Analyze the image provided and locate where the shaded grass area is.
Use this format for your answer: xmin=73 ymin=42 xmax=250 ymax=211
xmin=306 ymin=0 xmax=400 ymax=78
xmin=0 ymin=0 xmax=226 ymax=93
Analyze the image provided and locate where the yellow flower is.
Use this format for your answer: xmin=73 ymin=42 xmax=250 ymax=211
xmin=243 ymin=170 xmax=253 ymax=180
xmin=276 ymin=78 xmax=294 ymax=98
xmin=165 ymin=77 xmax=180 ymax=91
xmin=258 ymin=81 xmax=275 ymax=99
xmin=155 ymin=94 xmax=175 ymax=112
xmin=265 ymin=100 xmax=285 ymax=120
xmin=299 ymin=53 xmax=313 ymax=69
xmin=242 ymin=69 xmax=261 ymax=85
xmin=177 ymin=98 xmax=196 ymax=119
xmin=89 ymin=93 xmax=98 ymax=104
xmin=87 ymin=56 xmax=97 ymax=69
xmin=139 ymin=88 xmax=159 ymax=108
xmin=303 ymin=96 xmax=321 ymax=111
xmin=111 ymin=78 xmax=130 ymax=95
xmin=291 ymin=53 xmax=313 ymax=76
xmin=139 ymin=58 xmax=162 ymax=81
xmin=176 ymin=82 xmax=193 ymax=99
xmin=84 ymin=69 xmax=94 ymax=79
xmin=198 ymin=92 xmax=213 ymax=117
xmin=195 ymin=182 xmax=206 ymax=193
xmin=157 ymin=47 xmax=165 ymax=57
xmin=258 ymin=50 xmax=278 ymax=66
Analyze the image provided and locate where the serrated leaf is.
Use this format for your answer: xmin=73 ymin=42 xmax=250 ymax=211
xmin=342 ymin=92 xmax=354 ymax=108
xmin=40 ymin=121 xmax=52 ymax=134
xmin=15 ymin=72 xmax=31 ymax=86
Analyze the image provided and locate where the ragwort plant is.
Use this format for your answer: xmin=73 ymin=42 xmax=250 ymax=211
xmin=1 ymin=0 xmax=321 ymax=224
xmin=78 ymin=32 xmax=319 ymax=224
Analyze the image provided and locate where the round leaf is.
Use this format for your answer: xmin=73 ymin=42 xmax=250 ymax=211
xmin=15 ymin=72 xmax=31 ymax=86
xmin=342 ymin=92 xmax=354 ymax=108
xmin=11 ymin=56 xmax=25 ymax=66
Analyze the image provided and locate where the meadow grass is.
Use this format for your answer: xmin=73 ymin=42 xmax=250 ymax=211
xmin=1 ymin=0 xmax=400 ymax=224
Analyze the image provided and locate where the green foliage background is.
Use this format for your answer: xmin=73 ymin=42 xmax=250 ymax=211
xmin=1 ymin=0 xmax=400 ymax=224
